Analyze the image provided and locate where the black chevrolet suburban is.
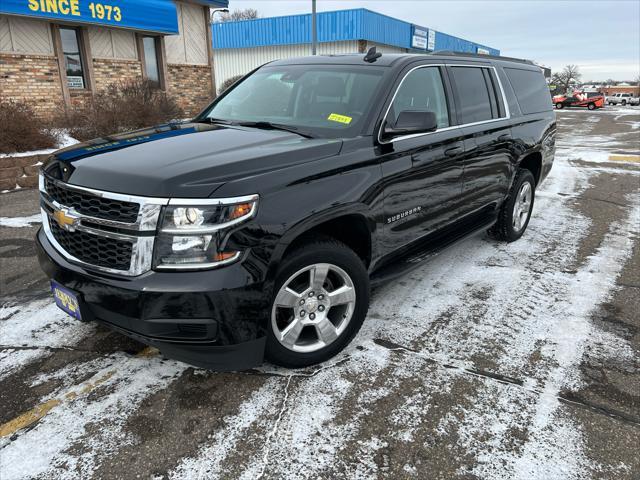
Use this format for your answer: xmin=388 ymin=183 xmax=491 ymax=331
xmin=37 ymin=51 xmax=555 ymax=370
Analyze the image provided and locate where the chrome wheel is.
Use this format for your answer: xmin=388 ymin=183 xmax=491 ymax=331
xmin=512 ymin=181 xmax=533 ymax=232
xmin=271 ymin=263 xmax=356 ymax=353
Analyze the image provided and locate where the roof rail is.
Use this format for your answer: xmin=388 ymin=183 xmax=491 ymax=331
xmin=431 ymin=50 xmax=534 ymax=66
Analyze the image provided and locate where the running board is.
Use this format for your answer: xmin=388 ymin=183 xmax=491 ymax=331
xmin=370 ymin=215 xmax=496 ymax=288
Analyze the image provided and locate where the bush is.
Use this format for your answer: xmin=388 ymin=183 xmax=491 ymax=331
xmin=58 ymin=79 xmax=184 ymax=141
xmin=218 ymin=75 xmax=244 ymax=95
xmin=0 ymin=99 xmax=60 ymax=154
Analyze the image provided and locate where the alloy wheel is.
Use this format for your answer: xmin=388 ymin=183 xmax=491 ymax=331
xmin=512 ymin=181 xmax=533 ymax=232
xmin=271 ymin=263 xmax=356 ymax=353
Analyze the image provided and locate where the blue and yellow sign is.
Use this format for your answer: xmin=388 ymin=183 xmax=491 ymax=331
xmin=0 ymin=0 xmax=180 ymax=34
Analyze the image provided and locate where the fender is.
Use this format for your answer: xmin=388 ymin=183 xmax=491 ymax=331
xmin=265 ymin=202 xmax=378 ymax=284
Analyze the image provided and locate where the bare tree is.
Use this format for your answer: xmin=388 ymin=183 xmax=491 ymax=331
xmin=635 ymin=75 xmax=640 ymax=86
xmin=216 ymin=8 xmax=259 ymax=22
xmin=551 ymin=65 xmax=582 ymax=93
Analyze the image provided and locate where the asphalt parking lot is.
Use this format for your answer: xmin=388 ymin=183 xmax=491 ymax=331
xmin=0 ymin=106 xmax=639 ymax=480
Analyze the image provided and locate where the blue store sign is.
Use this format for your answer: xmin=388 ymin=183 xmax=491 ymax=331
xmin=0 ymin=0 xmax=180 ymax=34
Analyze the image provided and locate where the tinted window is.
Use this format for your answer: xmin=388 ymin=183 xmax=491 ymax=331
xmin=450 ymin=67 xmax=495 ymax=123
xmin=504 ymin=67 xmax=552 ymax=114
xmin=389 ymin=67 xmax=450 ymax=129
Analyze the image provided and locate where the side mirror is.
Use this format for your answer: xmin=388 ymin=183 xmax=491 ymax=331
xmin=383 ymin=110 xmax=438 ymax=140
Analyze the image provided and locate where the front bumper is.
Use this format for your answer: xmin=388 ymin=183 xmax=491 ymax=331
xmin=36 ymin=228 xmax=270 ymax=371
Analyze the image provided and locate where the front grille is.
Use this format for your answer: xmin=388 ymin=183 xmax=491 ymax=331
xmin=49 ymin=222 xmax=132 ymax=271
xmin=45 ymin=177 xmax=139 ymax=223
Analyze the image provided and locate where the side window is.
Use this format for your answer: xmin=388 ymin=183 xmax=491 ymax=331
xmin=450 ymin=66 xmax=497 ymax=124
xmin=389 ymin=67 xmax=450 ymax=129
xmin=504 ymin=67 xmax=554 ymax=114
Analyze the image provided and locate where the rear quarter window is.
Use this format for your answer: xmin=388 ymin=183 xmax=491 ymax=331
xmin=504 ymin=67 xmax=552 ymax=115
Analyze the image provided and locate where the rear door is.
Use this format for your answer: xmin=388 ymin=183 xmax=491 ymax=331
xmin=448 ymin=64 xmax=515 ymax=215
xmin=379 ymin=64 xmax=467 ymax=253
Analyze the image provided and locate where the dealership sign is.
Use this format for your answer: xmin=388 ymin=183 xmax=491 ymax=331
xmin=0 ymin=0 xmax=179 ymax=34
xmin=411 ymin=27 xmax=428 ymax=50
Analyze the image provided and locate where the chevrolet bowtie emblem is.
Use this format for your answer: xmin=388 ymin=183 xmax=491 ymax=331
xmin=53 ymin=208 xmax=80 ymax=232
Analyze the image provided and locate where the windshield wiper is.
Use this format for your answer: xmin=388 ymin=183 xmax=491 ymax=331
xmin=195 ymin=117 xmax=234 ymax=125
xmin=235 ymin=121 xmax=316 ymax=139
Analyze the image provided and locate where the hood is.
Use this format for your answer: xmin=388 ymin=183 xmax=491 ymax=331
xmin=45 ymin=122 xmax=343 ymax=198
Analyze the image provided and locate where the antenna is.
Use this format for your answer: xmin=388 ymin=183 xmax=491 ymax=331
xmin=364 ymin=46 xmax=382 ymax=63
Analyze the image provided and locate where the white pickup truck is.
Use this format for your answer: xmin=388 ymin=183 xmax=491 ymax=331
xmin=607 ymin=93 xmax=640 ymax=106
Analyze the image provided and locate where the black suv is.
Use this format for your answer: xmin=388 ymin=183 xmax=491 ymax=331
xmin=37 ymin=52 xmax=556 ymax=370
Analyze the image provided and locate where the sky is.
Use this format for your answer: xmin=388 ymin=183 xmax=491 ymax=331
xmin=223 ymin=0 xmax=640 ymax=82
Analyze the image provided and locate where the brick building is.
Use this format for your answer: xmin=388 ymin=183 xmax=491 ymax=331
xmin=0 ymin=0 xmax=228 ymax=118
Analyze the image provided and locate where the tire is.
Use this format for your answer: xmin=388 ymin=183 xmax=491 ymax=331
xmin=622 ymin=100 xmax=627 ymax=106
xmin=555 ymin=103 xmax=564 ymax=109
xmin=265 ymin=237 xmax=370 ymax=368
xmin=588 ymin=103 xmax=596 ymax=110
xmin=488 ymin=169 xmax=536 ymax=242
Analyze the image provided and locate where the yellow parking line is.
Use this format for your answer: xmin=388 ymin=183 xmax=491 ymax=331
xmin=0 ymin=348 xmax=158 ymax=439
xmin=0 ymin=399 xmax=61 ymax=438
xmin=0 ymin=370 xmax=115 ymax=438
xmin=608 ymin=154 xmax=640 ymax=163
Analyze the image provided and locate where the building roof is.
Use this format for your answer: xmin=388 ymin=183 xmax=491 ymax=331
xmin=212 ymin=8 xmax=499 ymax=56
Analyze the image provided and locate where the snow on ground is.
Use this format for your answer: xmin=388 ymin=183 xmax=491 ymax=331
xmin=0 ymin=299 xmax=95 ymax=380
xmin=0 ymin=132 xmax=78 ymax=159
xmin=0 ymin=214 xmax=42 ymax=228
xmin=0 ymin=354 xmax=186 ymax=479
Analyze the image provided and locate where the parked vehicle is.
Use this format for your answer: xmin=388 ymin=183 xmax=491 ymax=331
xmin=608 ymin=93 xmax=640 ymax=106
xmin=37 ymin=51 xmax=556 ymax=370
xmin=553 ymin=90 xmax=605 ymax=110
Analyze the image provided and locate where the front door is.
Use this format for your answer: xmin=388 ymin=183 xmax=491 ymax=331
xmin=379 ymin=65 xmax=466 ymax=254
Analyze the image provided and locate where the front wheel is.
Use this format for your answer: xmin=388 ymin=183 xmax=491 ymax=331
xmin=622 ymin=100 xmax=627 ymax=106
xmin=488 ymin=169 xmax=536 ymax=242
xmin=265 ymin=238 xmax=370 ymax=368
xmin=588 ymin=103 xmax=596 ymax=110
xmin=555 ymin=103 xmax=564 ymax=109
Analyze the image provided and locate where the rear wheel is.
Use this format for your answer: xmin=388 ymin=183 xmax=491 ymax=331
xmin=622 ymin=100 xmax=627 ymax=106
xmin=265 ymin=238 xmax=370 ymax=368
xmin=489 ymin=169 xmax=536 ymax=242
xmin=555 ymin=103 xmax=564 ymax=109
xmin=588 ymin=102 xmax=596 ymax=110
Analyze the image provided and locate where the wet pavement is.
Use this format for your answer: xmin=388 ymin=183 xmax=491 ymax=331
xmin=0 ymin=106 xmax=639 ymax=479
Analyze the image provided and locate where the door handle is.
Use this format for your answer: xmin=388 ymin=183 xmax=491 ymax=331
xmin=444 ymin=146 xmax=463 ymax=157
xmin=498 ymin=134 xmax=512 ymax=141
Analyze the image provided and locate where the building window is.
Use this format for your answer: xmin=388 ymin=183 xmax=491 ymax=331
xmin=60 ymin=27 xmax=86 ymax=89
xmin=142 ymin=36 xmax=161 ymax=87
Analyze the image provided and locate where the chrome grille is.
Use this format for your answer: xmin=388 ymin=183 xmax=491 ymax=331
xmin=49 ymin=222 xmax=133 ymax=270
xmin=40 ymin=173 xmax=167 ymax=276
xmin=44 ymin=176 xmax=139 ymax=223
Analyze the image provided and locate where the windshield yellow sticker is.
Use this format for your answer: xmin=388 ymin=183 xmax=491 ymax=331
xmin=327 ymin=113 xmax=353 ymax=125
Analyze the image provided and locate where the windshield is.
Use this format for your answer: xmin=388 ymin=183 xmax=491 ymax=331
xmin=202 ymin=65 xmax=385 ymax=138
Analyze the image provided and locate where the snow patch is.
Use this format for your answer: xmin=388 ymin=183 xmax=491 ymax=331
xmin=0 ymin=214 xmax=42 ymax=228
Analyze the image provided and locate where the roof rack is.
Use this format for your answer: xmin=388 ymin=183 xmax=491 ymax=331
xmin=430 ymin=51 xmax=534 ymax=66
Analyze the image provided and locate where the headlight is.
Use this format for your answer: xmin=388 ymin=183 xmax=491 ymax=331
xmin=154 ymin=195 xmax=258 ymax=270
